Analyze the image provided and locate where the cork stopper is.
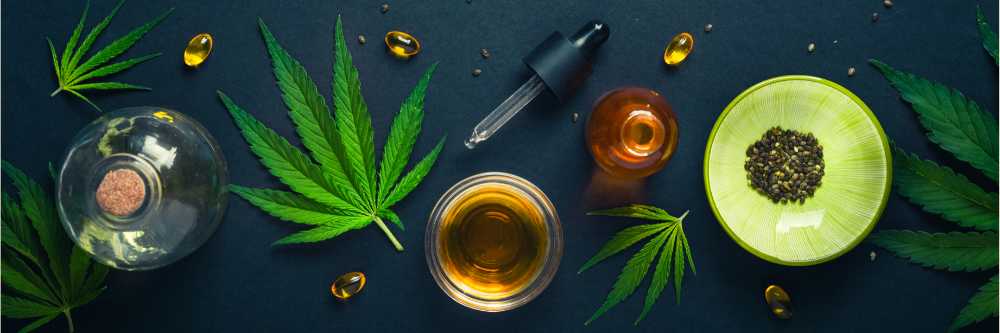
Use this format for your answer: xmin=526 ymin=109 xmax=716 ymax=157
xmin=95 ymin=169 xmax=146 ymax=217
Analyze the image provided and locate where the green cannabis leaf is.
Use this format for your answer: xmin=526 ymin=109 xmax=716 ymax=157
xmin=580 ymin=204 xmax=695 ymax=325
xmin=219 ymin=17 xmax=444 ymax=251
xmin=48 ymin=0 xmax=173 ymax=111
xmin=1 ymin=161 xmax=110 ymax=333
xmin=976 ymin=6 xmax=998 ymax=64
xmin=950 ymin=275 xmax=999 ymax=332
xmin=869 ymin=14 xmax=999 ymax=330
xmin=892 ymin=148 xmax=998 ymax=231
xmin=870 ymin=60 xmax=998 ymax=182
xmin=869 ymin=230 xmax=998 ymax=272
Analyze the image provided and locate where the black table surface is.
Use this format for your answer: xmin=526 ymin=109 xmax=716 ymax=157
xmin=3 ymin=1 xmax=998 ymax=332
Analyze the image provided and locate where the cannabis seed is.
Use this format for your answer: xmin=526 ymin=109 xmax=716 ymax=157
xmin=381 ymin=3 xmax=390 ymax=13
xmin=358 ymin=35 xmax=367 ymax=44
xmin=848 ymin=67 xmax=856 ymax=76
xmin=572 ymin=112 xmax=579 ymax=123
xmin=472 ymin=68 xmax=482 ymax=77
xmin=480 ymin=48 xmax=490 ymax=59
xmin=704 ymin=24 xmax=713 ymax=32
xmin=807 ymin=43 xmax=816 ymax=53
xmin=745 ymin=127 xmax=825 ymax=204
xmin=872 ymin=12 xmax=880 ymax=22
xmin=883 ymin=0 xmax=893 ymax=8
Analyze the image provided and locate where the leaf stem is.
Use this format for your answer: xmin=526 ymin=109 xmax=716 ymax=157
xmin=63 ymin=309 xmax=75 ymax=333
xmin=373 ymin=216 xmax=403 ymax=251
xmin=50 ymin=87 xmax=63 ymax=97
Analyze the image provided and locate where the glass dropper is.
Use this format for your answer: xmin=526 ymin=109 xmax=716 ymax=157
xmin=463 ymin=20 xmax=610 ymax=149
xmin=465 ymin=75 xmax=546 ymax=149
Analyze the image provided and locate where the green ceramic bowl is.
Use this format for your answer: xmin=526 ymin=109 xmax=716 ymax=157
xmin=704 ymin=75 xmax=892 ymax=266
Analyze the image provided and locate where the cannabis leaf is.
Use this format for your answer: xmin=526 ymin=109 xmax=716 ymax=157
xmin=219 ymin=17 xmax=444 ymax=251
xmin=976 ymin=6 xmax=998 ymax=64
xmin=869 ymin=15 xmax=999 ymax=330
xmin=48 ymin=0 xmax=173 ymax=112
xmin=892 ymin=148 xmax=998 ymax=231
xmin=580 ymin=204 xmax=695 ymax=325
xmin=2 ymin=161 xmax=110 ymax=333
xmin=869 ymin=230 xmax=998 ymax=272
xmin=950 ymin=275 xmax=999 ymax=332
xmin=870 ymin=60 xmax=998 ymax=182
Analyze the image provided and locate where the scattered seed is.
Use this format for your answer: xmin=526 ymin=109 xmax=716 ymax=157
xmin=871 ymin=12 xmax=880 ymax=22
xmin=832 ymin=40 xmax=838 ymax=44
xmin=869 ymin=251 xmax=877 ymax=261
xmin=572 ymin=112 xmax=579 ymax=123
xmin=480 ymin=48 xmax=490 ymax=59
xmin=472 ymin=68 xmax=482 ymax=77
xmin=807 ymin=43 xmax=816 ymax=53
xmin=358 ymin=35 xmax=366 ymax=44
xmin=848 ymin=67 xmax=856 ymax=76
xmin=704 ymin=24 xmax=713 ymax=33
xmin=883 ymin=0 xmax=893 ymax=8
xmin=381 ymin=3 xmax=390 ymax=13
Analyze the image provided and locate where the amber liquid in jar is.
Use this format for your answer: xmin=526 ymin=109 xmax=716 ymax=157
xmin=438 ymin=184 xmax=549 ymax=300
xmin=587 ymin=87 xmax=679 ymax=178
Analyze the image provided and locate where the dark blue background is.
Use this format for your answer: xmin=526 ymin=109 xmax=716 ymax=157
xmin=3 ymin=1 xmax=998 ymax=332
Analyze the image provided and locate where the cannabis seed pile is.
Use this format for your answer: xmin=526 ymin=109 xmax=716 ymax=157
xmin=745 ymin=127 xmax=825 ymax=204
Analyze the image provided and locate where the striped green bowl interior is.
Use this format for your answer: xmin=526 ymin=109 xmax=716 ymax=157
xmin=704 ymin=75 xmax=891 ymax=266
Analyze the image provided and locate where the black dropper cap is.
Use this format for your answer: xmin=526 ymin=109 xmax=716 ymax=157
xmin=523 ymin=20 xmax=610 ymax=102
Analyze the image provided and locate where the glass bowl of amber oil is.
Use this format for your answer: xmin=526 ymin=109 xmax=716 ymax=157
xmin=426 ymin=172 xmax=562 ymax=312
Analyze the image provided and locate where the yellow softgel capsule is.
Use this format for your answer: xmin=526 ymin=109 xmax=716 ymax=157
xmin=384 ymin=31 xmax=421 ymax=59
xmin=183 ymin=33 xmax=214 ymax=67
xmin=330 ymin=271 xmax=366 ymax=300
xmin=764 ymin=285 xmax=792 ymax=319
xmin=663 ymin=32 xmax=694 ymax=66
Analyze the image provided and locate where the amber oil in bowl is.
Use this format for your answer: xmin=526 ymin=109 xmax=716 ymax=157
xmin=426 ymin=172 xmax=562 ymax=312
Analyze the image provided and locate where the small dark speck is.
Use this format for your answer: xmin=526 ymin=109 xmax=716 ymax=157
xmin=871 ymin=12 xmax=879 ymax=23
xmin=472 ymin=68 xmax=482 ymax=77
xmin=358 ymin=35 xmax=366 ymax=44
xmin=572 ymin=113 xmax=579 ymax=123
xmin=381 ymin=3 xmax=390 ymax=13
xmin=480 ymin=48 xmax=490 ymax=59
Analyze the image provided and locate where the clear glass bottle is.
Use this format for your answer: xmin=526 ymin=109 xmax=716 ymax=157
xmin=56 ymin=107 xmax=228 ymax=270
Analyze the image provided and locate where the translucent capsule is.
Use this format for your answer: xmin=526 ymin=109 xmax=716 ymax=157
xmin=764 ymin=285 xmax=792 ymax=319
xmin=663 ymin=32 xmax=694 ymax=66
xmin=183 ymin=33 xmax=213 ymax=67
xmin=385 ymin=31 xmax=421 ymax=59
xmin=331 ymin=271 xmax=366 ymax=300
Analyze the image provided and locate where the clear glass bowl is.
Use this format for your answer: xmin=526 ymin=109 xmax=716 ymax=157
xmin=425 ymin=172 xmax=562 ymax=312
xmin=56 ymin=107 xmax=228 ymax=270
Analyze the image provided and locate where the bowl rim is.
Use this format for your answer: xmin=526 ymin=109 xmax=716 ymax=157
xmin=702 ymin=75 xmax=893 ymax=266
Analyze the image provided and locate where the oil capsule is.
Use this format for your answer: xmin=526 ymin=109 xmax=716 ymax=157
xmin=183 ymin=33 xmax=214 ymax=68
xmin=385 ymin=31 xmax=421 ymax=59
xmin=764 ymin=285 xmax=792 ymax=319
xmin=663 ymin=32 xmax=694 ymax=66
xmin=331 ymin=271 xmax=366 ymax=300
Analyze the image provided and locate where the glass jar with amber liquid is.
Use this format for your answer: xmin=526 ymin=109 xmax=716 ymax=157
xmin=426 ymin=172 xmax=562 ymax=312
xmin=586 ymin=87 xmax=679 ymax=178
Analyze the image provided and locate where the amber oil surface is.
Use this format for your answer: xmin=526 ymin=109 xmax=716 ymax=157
xmin=438 ymin=183 xmax=548 ymax=300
